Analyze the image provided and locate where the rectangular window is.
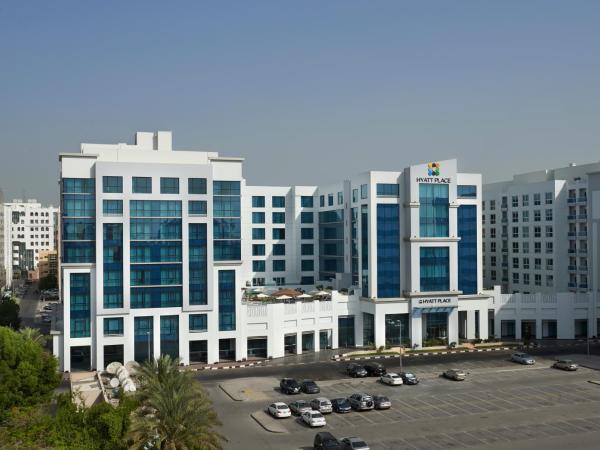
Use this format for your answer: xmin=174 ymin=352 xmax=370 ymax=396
xmin=103 ymin=176 xmax=123 ymax=193
xmin=458 ymin=205 xmax=477 ymax=295
xmin=301 ymin=196 xmax=313 ymax=207
xmin=319 ymin=195 xmax=325 ymax=207
xmin=457 ymin=185 xmax=477 ymax=198
xmin=273 ymin=244 xmax=285 ymax=256
xmin=160 ymin=315 xmax=179 ymax=359
xmin=301 ymin=228 xmax=314 ymax=240
xmin=252 ymin=260 xmax=265 ymax=272
xmin=300 ymin=276 xmax=314 ymax=285
xmin=252 ymin=212 xmax=265 ymax=224
xmin=352 ymin=188 xmax=358 ymax=203
xmin=272 ymin=212 xmax=286 ymax=224
xmin=160 ymin=177 xmax=179 ymax=194
xmin=501 ymin=320 xmax=516 ymax=339
xmin=213 ymin=196 xmax=240 ymax=217
xmin=103 ymin=200 xmax=123 ymax=216
xmin=420 ymin=247 xmax=449 ymax=292
xmin=188 ymin=201 xmax=207 ymax=216
xmin=189 ymin=223 xmax=207 ymax=305
xmin=301 ymin=212 xmax=313 ymax=224
xmin=545 ymin=209 xmax=553 ymax=221
xmin=376 ymin=183 xmax=400 ymax=197
xmin=213 ymin=181 xmax=240 ymax=195
xmin=512 ymin=211 xmax=518 ymax=222
xmin=62 ymin=178 xmax=95 ymax=194
xmin=272 ymin=196 xmax=285 ymax=208
xmin=301 ymin=244 xmax=314 ymax=256
xmin=252 ymin=196 xmax=265 ymax=208
xmin=104 ymin=317 xmax=124 ymax=336
xmin=252 ymin=244 xmax=265 ymax=256
xmin=218 ymin=271 xmax=236 ymax=331
xmin=272 ymin=228 xmax=285 ymax=240
xmin=130 ymin=200 xmax=182 ymax=217
xmin=419 ymin=184 xmax=449 ymax=237
xmin=70 ymin=273 xmax=91 ymax=338
xmin=522 ymin=226 xmax=529 ymax=238
xmin=545 ymin=225 xmax=553 ymax=237
xmin=534 ymin=193 xmax=541 ymax=205
xmin=188 ymin=178 xmax=207 ymax=194
xmin=522 ymin=194 xmax=529 ymax=206
xmin=134 ymin=317 xmax=153 ymax=363
xmin=377 ymin=204 xmax=400 ymax=297
xmin=301 ymin=259 xmax=314 ymax=271
xmin=132 ymin=177 xmax=152 ymax=194
xmin=338 ymin=192 xmax=344 ymax=204
xmin=328 ymin=194 xmax=334 ymax=206
xmin=534 ymin=210 xmax=541 ymax=222
xmin=189 ymin=314 xmax=207 ymax=332
xmin=361 ymin=184 xmax=368 ymax=199
xmin=545 ymin=192 xmax=553 ymax=205
xmin=522 ymin=210 xmax=529 ymax=222
xmin=273 ymin=260 xmax=286 ymax=272
xmin=252 ymin=228 xmax=265 ymax=240
xmin=511 ymin=195 xmax=518 ymax=207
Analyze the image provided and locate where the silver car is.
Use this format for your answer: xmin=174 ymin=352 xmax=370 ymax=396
xmin=372 ymin=395 xmax=391 ymax=410
xmin=310 ymin=397 xmax=333 ymax=414
xmin=341 ymin=437 xmax=370 ymax=450
xmin=511 ymin=352 xmax=535 ymax=365
xmin=553 ymin=359 xmax=578 ymax=371
xmin=443 ymin=369 xmax=466 ymax=381
xmin=348 ymin=393 xmax=374 ymax=411
xmin=288 ymin=400 xmax=312 ymax=415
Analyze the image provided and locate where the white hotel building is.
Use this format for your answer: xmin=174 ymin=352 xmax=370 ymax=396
xmin=54 ymin=131 xmax=491 ymax=371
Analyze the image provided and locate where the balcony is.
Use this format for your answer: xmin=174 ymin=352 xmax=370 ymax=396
xmin=567 ymin=198 xmax=577 ymax=204
xmin=579 ymin=266 xmax=589 ymax=272
xmin=579 ymin=283 xmax=589 ymax=289
xmin=578 ymin=231 xmax=588 ymax=237
xmin=568 ymin=248 xmax=577 ymax=254
xmin=568 ymin=265 xmax=577 ymax=271
xmin=579 ymin=249 xmax=588 ymax=256
xmin=568 ymin=231 xmax=576 ymax=237
xmin=568 ymin=215 xmax=577 ymax=220
xmin=577 ymin=197 xmax=588 ymax=203
xmin=578 ymin=214 xmax=588 ymax=220
xmin=568 ymin=282 xmax=577 ymax=288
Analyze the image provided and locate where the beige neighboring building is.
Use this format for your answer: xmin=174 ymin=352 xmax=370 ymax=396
xmin=38 ymin=249 xmax=58 ymax=279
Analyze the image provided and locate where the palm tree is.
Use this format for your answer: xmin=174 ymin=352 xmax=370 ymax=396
xmin=19 ymin=326 xmax=47 ymax=345
xmin=128 ymin=355 xmax=226 ymax=450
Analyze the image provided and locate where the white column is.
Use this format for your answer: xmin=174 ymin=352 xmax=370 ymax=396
xmin=375 ymin=308 xmax=386 ymax=349
xmin=411 ymin=313 xmax=423 ymax=348
xmin=448 ymin=308 xmax=459 ymax=345
xmin=466 ymin=310 xmax=476 ymax=340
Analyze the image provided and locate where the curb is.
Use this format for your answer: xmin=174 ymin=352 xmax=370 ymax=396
xmin=250 ymin=410 xmax=288 ymax=434
xmin=331 ymin=347 xmax=513 ymax=362
xmin=191 ymin=360 xmax=265 ymax=371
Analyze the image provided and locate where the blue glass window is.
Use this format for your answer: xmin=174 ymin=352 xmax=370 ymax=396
xmin=130 ymin=200 xmax=181 ymax=217
xmin=253 ymin=260 xmax=265 ymax=272
xmin=361 ymin=205 xmax=369 ymax=297
xmin=189 ymin=314 xmax=207 ymax=332
xmin=62 ymin=219 xmax=95 ymax=241
xmin=252 ymin=244 xmax=266 ymax=256
xmin=420 ymin=247 xmax=450 ymax=292
xmin=70 ymin=273 xmax=91 ymax=338
xmin=160 ymin=177 xmax=179 ymax=194
xmin=103 ymin=200 xmax=123 ymax=216
xmin=301 ymin=196 xmax=314 ymax=207
xmin=328 ymin=194 xmax=334 ymax=206
xmin=103 ymin=224 xmax=123 ymax=308
xmin=301 ymin=244 xmax=314 ymax=256
xmin=252 ymin=228 xmax=265 ymax=239
xmin=63 ymin=242 xmax=95 ymax=263
xmin=104 ymin=317 xmax=124 ymax=336
xmin=62 ymin=178 xmax=95 ymax=194
xmin=213 ymin=181 xmax=240 ymax=195
xmin=131 ymin=287 xmax=182 ymax=308
xmin=458 ymin=205 xmax=477 ymax=294
xmin=273 ymin=260 xmax=286 ymax=272
xmin=214 ymin=241 xmax=241 ymax=260
xmin=63 ymin=195 xmax=95 ymax=217
xmin=134 ymin=317 xmax=153 ymax=362
xmin=130 ymin=264 xmax=182 ymax=286
xmin=272 ymin=228 xmax=285 ymax=240
xmin=272 ymin=196 xmax=285 ymax=208
xmin=130 ymin=219 xmax=182 ymax=240
xmin=457 ymin=185 xmax=477 ymax=198
xmin=189 ymin=223 xmax=207 ymax=305
xmin=188 ymin=178 xmax=207 ymax=194
xmin=320 ymin=195 xmax=325 ymax=207
xmin=130 ymin=242 xmax=181 ymax=263
xmin=160 ymin=315 xmax=179 ymax=359
xmin=376 ymin=183 xmax=400 ymax=197
xmin=132 ymin=177 xmax=152 ymax=193
xmin=377 ymin=204 xmax=400 ymax=298
xmin=301 ymin=259 xmax=314 ymax=271
xmin=301 ymin=228 xmax=314 ymax=240
xmin=103 ymin=176 xmax=123 ymax=193
xmin=252 ymin=212 xmax=265 ymax=224
xmin=213 ymin=218 xmax=241 ymax=239
xmin=361 ymin=184 xmax=368 ymax=199
xmin=301 ymin=276 xmax=314 ymax=285
xmin=419 ymin=184 xmax=449 ymax=237
xmin=272 ymin=212 xmax=285 ymax=224
xmin=214 ymin=196 xmax=240 ymax=217
xmin=252 ymin=196 xmax=265 ymax=207
xmin=301 ymin=212 xmax=313 ymax=224
xmin=188 ymin=201 xmax=207 ymax=216
xmin=273 ymin=244 xmax=285 ymax=256
xmin=218 ymin=271 xmax=236 ymax=331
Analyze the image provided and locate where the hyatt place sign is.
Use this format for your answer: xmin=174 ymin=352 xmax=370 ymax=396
xmin=413 ymin=297 xmax=458 ymax=308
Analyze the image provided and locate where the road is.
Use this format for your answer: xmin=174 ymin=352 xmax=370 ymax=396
xmin=198 ymin=347 xmax=600 ymax=450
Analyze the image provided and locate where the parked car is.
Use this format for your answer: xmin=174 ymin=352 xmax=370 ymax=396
xmin=364 ymin=362 xmax=386 ymax=376
xmin=380 ymin=372 xmax=403 ymax=386
xmin=346 ymin=363 xmax=368 ymax=378
xmin=331 ymin=398 xmax=352 ymax=413
xmin=280 ymin=378 xmax=301 ymax=394
xmin=511 ymin=352 xmax=535 ymax=365
xmin=372 ymin=395 xmax=391 ymax=410
xmin=341 ymin=437 xmax=371 ymax=450
xmin=311 ymin=397 xmax=333 ymax=414
xmin=267 ymin=402 xmax=291 ymax=418
xmin=289 ymin=400 xmax=312 ymax=415
xmin=443 ymin=369 xmax=466 ymax=381
xmin=553 ymin=359 xmax=578 ymax=371
xmin=301 ymin=379 xmax=320 ymax=394
xmin=348 ymin=393 xmax=374 ymax=411
xmin=399 ymin=372 xmax=419 ymax=385
xmin=314 ymin=431 xmax=343 ymax=450
xmin=42 ymin=316 xmax=52 ymax=323
xmin=301 ymin=410 xmax=326 ymax=427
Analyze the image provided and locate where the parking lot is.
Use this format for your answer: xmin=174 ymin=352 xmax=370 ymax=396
xmin=203 ymin=354 xmax=600 ymax=449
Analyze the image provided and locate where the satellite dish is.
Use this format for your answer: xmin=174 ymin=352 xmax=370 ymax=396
xmin=106 ymin=362 xmax=123 ymax=374
xmin=109 ymin=377 xmax=120 ymax=388
xmin=125 ymin=360 xmax=140 ymax=373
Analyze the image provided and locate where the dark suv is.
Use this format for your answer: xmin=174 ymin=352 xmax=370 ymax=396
xmin=300 ymin=379 xmax=320 ymax=394
xmin=279 ymin=378 xmax=301 ymax=394
xmin=314 ymin=431 xmax=343 ymax=450
xmin=364 ymin=362 xmax=386 ymax=376
xmin=346 ymin=363 xmax=368 ymax=378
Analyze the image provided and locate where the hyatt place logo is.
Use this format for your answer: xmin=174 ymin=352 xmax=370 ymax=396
xmin=427 ymin=162 xmax=440 ymax=176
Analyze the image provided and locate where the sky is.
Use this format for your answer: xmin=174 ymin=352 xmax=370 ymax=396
xmin=1 ymin=0 xmax=599 ymax=205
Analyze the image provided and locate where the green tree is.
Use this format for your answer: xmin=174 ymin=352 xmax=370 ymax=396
xmin=0 ymin=326 xmax=61 ymax=419
xmin=128 ymin=355 xmax=226 ymax=450
xmin=19 ymin=327 xmax=48 ymax=346
xmin=0 ymin=297 xmax=21 ymax=329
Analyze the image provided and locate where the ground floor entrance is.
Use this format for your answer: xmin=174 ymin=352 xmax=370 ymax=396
xmin=103 ymin=344 xmax=123 ymax=368
xmin=70 ymin=345 xmax=91 ymax=372
xmin=247 ymin=337 xmax=267 ymax=359
xmin=423 ymin=312 xmax=449 ymax=346
xmin=219 ymin=338 xmax=236 ymax=362
xmin=189 ymin=340 xmax=207 ymax=363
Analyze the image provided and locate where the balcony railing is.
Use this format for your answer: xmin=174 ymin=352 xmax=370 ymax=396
xmin=579 ymin=266 xmax=589 ymax=272
xmin=577 ymin=197 xmax=587 ymax=203
xmin=568 ymin=282 xmax=577 ymax=288
xmin=578 ymin=231 xmax=587 ymax=237
xmin=568 ymin=248 xmax=577 ymax=254
xmin=568 ymin=215 xmax=577 ymax=220
xmin=567 ymin=198 xmax=577 ymax=204
xmin=578 ymin=214 xmax=588 ymax=220
xmin=568 ymin=265 xmax=577 ymax=271
xmin=579 ymin=283 xmax=588 ymax=289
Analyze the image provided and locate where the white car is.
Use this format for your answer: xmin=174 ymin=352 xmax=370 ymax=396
xmin=511 ymin=352 xmax=535 ymax=365
xmin=267 ymin=402 xmax=291 ymax=418
xmin=380 ymin=372 xmax=403 ymax=386
xmin=310 ymin=397 xmax=333 ymax=414
xmin=301 ymin=410 xmax=326 ymax=427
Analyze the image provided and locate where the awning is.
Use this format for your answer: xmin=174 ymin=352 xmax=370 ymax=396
xmin=412 ymin=307 xmax=454 ymax=316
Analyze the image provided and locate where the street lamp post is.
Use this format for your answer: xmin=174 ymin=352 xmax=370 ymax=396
xmin=399 ymin=320 xmax=403 ymax=373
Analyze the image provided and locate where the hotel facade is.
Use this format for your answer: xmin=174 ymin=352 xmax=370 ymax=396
xmin=54 ymin=131 xmax=490 ymax=371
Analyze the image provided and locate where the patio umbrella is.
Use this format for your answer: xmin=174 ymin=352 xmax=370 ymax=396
xmin=313 ymin=290 xmax=330 ymax=296
xmin=276 ymin=294 xmax=293 ymax=300
xmin=255 ymin=293 xmax=270 ymax=299
xmin=296 ymin=293 xmax=312 ymax=299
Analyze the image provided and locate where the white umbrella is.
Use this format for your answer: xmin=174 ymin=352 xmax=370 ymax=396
xmin=255 ymin=293 xmax=270 ymax=299
xmin=296 ymin=293 xmax=312 ymax=299
xmin=276 ymin=295 xmax=293 ymax=300
xmin=313 ymin=290 xmax=330 ymax=296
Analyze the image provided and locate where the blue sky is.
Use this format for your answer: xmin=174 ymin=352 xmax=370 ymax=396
xmin=1 ymin=1 xmax=599 ymax=204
